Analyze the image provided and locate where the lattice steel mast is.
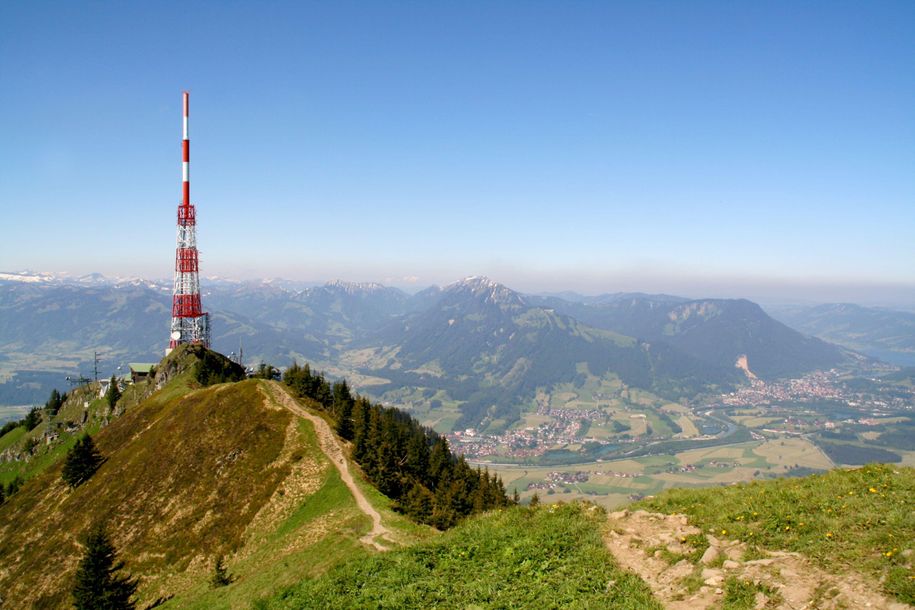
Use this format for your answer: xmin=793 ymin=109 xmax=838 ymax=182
xmin=167 ymin=91 xmax=209 ymax=354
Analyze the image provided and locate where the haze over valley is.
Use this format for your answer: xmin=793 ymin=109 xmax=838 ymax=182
xmin=2 ymin=271 xmax=912 ymax=509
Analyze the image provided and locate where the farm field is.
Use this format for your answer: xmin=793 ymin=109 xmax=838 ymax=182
xmin=490 ymin=437 xmax=836 ymax=508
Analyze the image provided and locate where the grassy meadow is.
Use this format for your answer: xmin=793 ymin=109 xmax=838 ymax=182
xmin=256 ymin=502 xmax=661 ymax=610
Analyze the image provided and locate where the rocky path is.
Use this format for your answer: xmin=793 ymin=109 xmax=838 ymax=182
xmin=262 ymin=382 xmax=390 ymax=551
xmin=604 ymin=509 xmax=909 ymax=610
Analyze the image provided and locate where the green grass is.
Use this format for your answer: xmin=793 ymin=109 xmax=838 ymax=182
xmin=722 ymin=576 xmax=781 ymax=609
xmin=168 ymin=447 xmax=373 ymax=610
xmin=0 ymin=370 xmax=437 ymax=609
xmin=636 ymin=464 xmax=915 ymax=604
xmin=0 ymin=425 xmax=25 ymax=453
xmin=0 ymin=387 xmax=107 ymax=486
xmin=257 ymin=502 xmax=661 ymax=609
xmin=0 ymin=378 xmax=297 ymax=608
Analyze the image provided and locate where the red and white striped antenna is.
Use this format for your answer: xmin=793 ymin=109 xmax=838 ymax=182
xmin=167 ymin=91 xmax=210 ymax=354
xmin=182 ymin=91 xmax=190 ymax=207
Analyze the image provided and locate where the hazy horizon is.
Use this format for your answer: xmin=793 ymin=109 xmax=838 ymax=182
xmin=5 ymin=266 xmax=915 ymax=310
xmin=2 ymin=2 xmax=913 ymax=309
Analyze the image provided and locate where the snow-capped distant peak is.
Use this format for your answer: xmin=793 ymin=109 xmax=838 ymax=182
xmin=445 ymin=276 xmax=525 ymax=306
xmin=0 ymin=271 xmax=57 ymax=283
xmin=323 ymin=279 xmax=388 ymax=294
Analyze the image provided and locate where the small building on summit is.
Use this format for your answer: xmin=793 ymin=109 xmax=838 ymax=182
xmin=128 ymin=363 xmax=156 ymax=384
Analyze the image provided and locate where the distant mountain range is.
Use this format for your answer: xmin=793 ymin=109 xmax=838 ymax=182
xmin=0 ymin=272 xmax=868 ymax=425
xmin=768 ymin=303 xmax=915 ymax=367
xmin=526 ymin=294 xmax=850 ymax=379
xmin=357 ymin=277 xmax=742 ymax=429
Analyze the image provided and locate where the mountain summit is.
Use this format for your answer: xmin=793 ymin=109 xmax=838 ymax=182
xmin=443 ymin=276 xmax=527 ymax=308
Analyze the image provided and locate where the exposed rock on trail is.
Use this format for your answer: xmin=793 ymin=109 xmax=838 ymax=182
xmin=604 ymin=509 xmax=910 ymax=610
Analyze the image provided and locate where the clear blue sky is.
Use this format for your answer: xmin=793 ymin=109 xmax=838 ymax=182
xmin=1 ymin=1 xmax=913 ymax=304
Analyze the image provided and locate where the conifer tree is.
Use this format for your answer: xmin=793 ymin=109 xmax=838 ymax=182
xmin=210 ymin=556 xmax=234 ymax=587
xmin=47 ymin=388 xmax=65 ymax=416
xmin=529 ymin=492 xmax=540 ymax=508
xmin=404 ymin=429 xmax=430 ymax=480
xmin=428 ymin=438 xmax=451 ymax=486
xmin=62 ymin=434 xmax=103 ymax=488
xmin=106 ymin=376 xmax=121 ymax=408
xmin=333 ymin=381 xmax=355 ymax=440
xmin=23 ymin=407 xmax=41 ymax=432
xmin=351 ymin=399 xmax=371 ymax=462
xmin=72 ymin=524 xmax=138 ymax=610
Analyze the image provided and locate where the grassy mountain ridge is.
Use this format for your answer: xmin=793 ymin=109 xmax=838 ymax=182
xmin=0 ymin=348 xmax=428 ymax=608
xmin=258 ymin=502 xmax=661 ymax=609
xmin=258 ymin=464 xmax=913 ymax=608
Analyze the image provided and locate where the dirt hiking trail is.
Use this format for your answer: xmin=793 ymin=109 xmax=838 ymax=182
xmin=605 ymin=509 xmax=910 ymax=610
xmin=262 ymin=382 xmax=390 ymax=551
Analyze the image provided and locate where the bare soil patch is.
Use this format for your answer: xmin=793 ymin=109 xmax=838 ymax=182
xmin=605 ymin=509 xmax=910 ymax=610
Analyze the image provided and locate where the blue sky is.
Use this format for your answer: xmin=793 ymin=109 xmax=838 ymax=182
xmin=1 ymin=1 xmax=913 ymax=304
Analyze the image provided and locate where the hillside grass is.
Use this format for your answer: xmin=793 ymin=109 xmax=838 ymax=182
xmin=0 ymin=366 xmax=434 ymax=609
xmin=0 ymin=379 xmax=295 ymax=607
xmin=169 ymin=453 xmax=366 ymax=609
xmin=0 ymin=387 xmax=106 ymax=486
xmin=636 ymin=464 xmax=915 ymax=604
xmin=171 ymin=410 xmax=435 ymax=609
xmin=0 ymin=354 xmax=193 ymax=488
xmin=0 ymin=425 xmax=26 ymax=453
xmin=257 ymin=502 xmax=661 ymax=610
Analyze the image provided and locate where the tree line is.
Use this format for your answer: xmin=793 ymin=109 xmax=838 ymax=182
xmin=283 ymin=362 xmax=513 ymax=529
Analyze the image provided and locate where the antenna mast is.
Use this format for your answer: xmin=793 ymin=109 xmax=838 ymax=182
xmin=167 ymin=91 xmax=210 ymax=354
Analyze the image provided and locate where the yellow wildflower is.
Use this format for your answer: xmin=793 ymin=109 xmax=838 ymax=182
xmin=869 ymin=487 xmax=878 ymax=493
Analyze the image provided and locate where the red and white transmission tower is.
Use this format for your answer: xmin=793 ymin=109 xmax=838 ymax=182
xmin=167 ymin=91 xmax=210 ymax=354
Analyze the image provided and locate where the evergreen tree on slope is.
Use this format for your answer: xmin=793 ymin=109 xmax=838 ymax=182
xmin=62 ymin=434 xmax=103 ymax=488
xmin=106 ymin=376 xmax=121 ymax=408
xmin=73 ymin=524 xmax=138 ymax=610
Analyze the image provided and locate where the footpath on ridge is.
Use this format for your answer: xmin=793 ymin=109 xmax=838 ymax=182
xmin=604 ymin=509 xmax=909 ymax=610
xmin=261 ymin=381 xmax=391 ymax=551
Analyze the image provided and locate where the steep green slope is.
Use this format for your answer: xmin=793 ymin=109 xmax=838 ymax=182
xmin=257 ymin=502 xmax=661 ymax=610
xmin=1 ymin=384 xmax=116 ymax=488
xmin=0 ymin=350 xmax=427 ymax=608
xmin=636 ymin=464 xmax=915 ymax=603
